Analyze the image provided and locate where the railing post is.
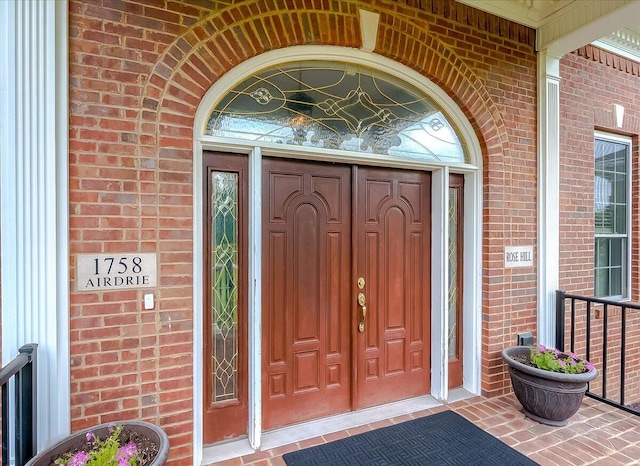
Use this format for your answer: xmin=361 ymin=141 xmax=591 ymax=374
xmin=15 ymin=344 xmax=37 ymax=466
xmin=2 ymin=379 xmax=8 ymax=466
xmin=555 ymin=290 xmax=565 ymax=351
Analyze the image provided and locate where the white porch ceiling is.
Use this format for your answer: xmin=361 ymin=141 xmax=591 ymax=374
xmin=456 ymin=0 xmax=577 ymax=29
xmin=456 ymin=0 xmax=640 ymax=59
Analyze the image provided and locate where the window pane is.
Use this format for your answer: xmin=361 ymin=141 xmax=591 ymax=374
xmin=594 ymin=175 xmax=612 ymax=220
xmin=610 ymin=267 xmax=622 ymax=296
xmin=615 ymin=205 xmax=627 ymax=234
xmin=595 ymin=238 xmax=609 ymax=268
xmin=211 ymin=172 xmax=239 ymax=403
xmin=206 ymin=61 xmax=467 ymax=162
xmin=615 ymin=173 xmax=626 ymax=204
xmin=610 ymin=238 xmax=622 ymax=267
xmin=595 ymin=268 xmax=609 ymax=297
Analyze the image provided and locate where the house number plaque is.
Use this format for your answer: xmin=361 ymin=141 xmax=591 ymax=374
xmin=76 ymin=253 xmax=157 ymax=291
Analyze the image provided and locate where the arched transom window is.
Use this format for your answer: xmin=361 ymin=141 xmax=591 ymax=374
xmin=206 ymin=61 xmax=467 ymax=163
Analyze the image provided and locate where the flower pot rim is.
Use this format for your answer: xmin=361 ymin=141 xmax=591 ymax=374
xmin=502 ymin=345 xmax=598 ymax=383
xmin=25 ymin=420 xmax=170 ymax=466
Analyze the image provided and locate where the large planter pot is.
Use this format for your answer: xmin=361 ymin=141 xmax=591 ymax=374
xmin=502 ymin=346 xmax=598 ymax=426
xmin=26 ymin=421 xmax=169 ymax=466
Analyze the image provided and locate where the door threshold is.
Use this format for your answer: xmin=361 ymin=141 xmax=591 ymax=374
xmin=201 ymin=388 xmax=474 ymax=465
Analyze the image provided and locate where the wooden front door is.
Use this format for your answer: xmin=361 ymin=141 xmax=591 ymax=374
xmin=354 ymin=166 xmax=431 ymax=408
xmin=262 ymin=158 xmax=432 ymax=430
xmin=262 ymin=158 xmax=352 ymax=430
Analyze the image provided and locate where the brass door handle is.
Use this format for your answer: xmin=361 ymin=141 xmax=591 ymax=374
xmin=358 ymin=292 xmax=367 ymax=332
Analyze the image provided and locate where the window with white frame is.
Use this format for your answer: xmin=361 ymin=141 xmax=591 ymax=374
xmin=594 ymin=133 xmax=631 ymax=299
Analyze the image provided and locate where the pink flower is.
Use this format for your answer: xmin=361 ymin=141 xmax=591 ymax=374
xmin=85 ymin=432 xmax=94 ymax=442
xmin=586 ymin=361 xmax=595 ymax=371
xmin=537 ymin=344 xmax=547 ymax=352
xmin=558 ymin=359 xmax=567 ymax=368
xmin=553 ymin=348 xmax=561 ymax=356
xmin=69 ymin=452 xmax=89 ymax=466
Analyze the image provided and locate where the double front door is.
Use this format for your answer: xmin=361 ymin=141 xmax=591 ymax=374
xmin=203 ymin=154 xmax=436 ymax=443
xmin=262 ymin=158 xmax=432 ymax=430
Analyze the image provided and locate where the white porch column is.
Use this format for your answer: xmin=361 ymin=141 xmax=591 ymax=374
xmin=537 ymin=50 xmax=561 ymax=347
xmin=0 ymin=0 xmax=70 ymax=448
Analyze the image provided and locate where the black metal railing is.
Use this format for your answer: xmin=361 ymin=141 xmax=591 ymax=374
xmin=0 ymin=343 xmax=38 ymax=466
xmin=556 ymin=290 xmax=640 ymax=416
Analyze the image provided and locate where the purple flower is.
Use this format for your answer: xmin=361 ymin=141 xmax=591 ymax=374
xmin=117 ymin=441 xmax=138 ymax=465
xmin=586 ymin=361 xmax=595 ymax=371
xmin=85 ymin=432 xmax=94 ymax=442
xmin=69 ymin=452 xmax=89 ymax=466
xmin=558 ymin=359 xmax=567 ymax=368
xmin=122 ymin=442 xmax=137 ymax=458
xmin=569 ymin=352 xmax=578 ymax=360
xmin=553 ymin=348 xmax=561 ymax=356
xmin=537 ymin=344 xmax=547 ymax=353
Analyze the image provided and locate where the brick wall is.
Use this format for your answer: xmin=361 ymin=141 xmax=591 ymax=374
xmin=68 ymin=0 xmax=537 ymax=462
xmin=559 ymin=47 xmax=640 ymax=408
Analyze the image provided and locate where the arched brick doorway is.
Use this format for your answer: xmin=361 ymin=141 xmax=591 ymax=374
xmin=193 ymin=47 xmax=483 ymax=445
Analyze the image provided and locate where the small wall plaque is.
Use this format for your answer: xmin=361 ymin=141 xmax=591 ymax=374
xmin=76 ymin=253 xmax=157 ymax=291
xmin=504 ymin=246 xmax=534 ymax=268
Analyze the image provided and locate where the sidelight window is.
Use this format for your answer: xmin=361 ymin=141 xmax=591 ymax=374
xmin=211 ymin=171 xmax=239 ymax=402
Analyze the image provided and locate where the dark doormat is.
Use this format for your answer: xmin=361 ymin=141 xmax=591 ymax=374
xmin=282 ymin=410 xmax=539 ymax=465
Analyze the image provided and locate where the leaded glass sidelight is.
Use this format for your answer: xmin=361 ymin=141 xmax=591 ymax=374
xmin=206 ymin=61 xmax=467 ymax=162
xmin=447 ymin=187 xmax=460 ymax=360
xmin=211 ymin=172 xmax=239 ymax=403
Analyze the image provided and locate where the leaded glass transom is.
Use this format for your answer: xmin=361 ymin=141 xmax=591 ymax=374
xmin=206 ymin=61 xmax=467 ymax=162
xmin=211 ymin=172 xmax=239 ymax=403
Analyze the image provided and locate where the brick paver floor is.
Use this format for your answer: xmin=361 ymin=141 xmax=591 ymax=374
xmin=213 ymin=394 xmax=640 ymax=465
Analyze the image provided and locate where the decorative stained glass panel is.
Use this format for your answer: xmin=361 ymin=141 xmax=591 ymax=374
xmin=211 ymin=172 xmax=239 ymax=403
xmin=447 ymin=187 xmax=459 ymax=360
xmin=206 ymin=61 xmax=467 ymax=162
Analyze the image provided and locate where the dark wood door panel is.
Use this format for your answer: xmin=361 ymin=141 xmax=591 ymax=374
xmin=355 ymin=167 xmax=432 ymax=408
xmin=262 ymin=158 xmax=352 ymax=430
